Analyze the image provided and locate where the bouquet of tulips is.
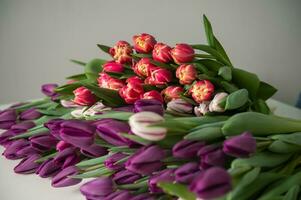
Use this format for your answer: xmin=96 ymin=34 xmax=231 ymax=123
xmin=1 ymin=15 xmax=301 ymax=200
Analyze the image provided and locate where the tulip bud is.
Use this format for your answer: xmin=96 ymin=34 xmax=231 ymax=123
xmin=129 ymin=111 xmax=167 ymax=141
xmin=96 ymin=119 xmax=133 ymax=146
xmin=167 ymin=99 xmax=193 ymax=114
xmin=104 ymin=190 xmax=132 ymax=200
xmin=189 ymin=167 xmax=232 ymax=199
xmin=104 ymin=152 xmax=128 ymax=170
xmin=176 ymin=64 xmax=197 ymax=85
xmin=73 ymin=86 xmax=97 ymax=106
xmin=56 ymin=141 xmax=72 ymax=151
xmin=80 ymin=177 xmax=114 ymax=199
xmin=0 ymin=109 xmax=17 ymax=129
xmin=125 ymin=145 xmax=165 ymax=175
xmin=36 ymin=158 xmax=62 ymax=178
xmin=126 ymin=76 xmax=144 ymax=84
xmin=59 ymin=120 xmax=96 ymax=148
xmin=16 ymin=145 xmax=39 ymax=157
xmin=194 ymin=101 xmax=210 ymax=116
xmin=19 ymin=108 xmax=42 ymax=120
xmin=52 ymin=166 xmax=82 ymax=187
xmin=152 ymin=43 xmax=173 ymax=63
xmin=3 ymin=139 xmax=30 ymax=160
xmin=190 ymin=80 xmax=215 ymax=103
xmin=109 ymin=40 xmax=133 ymax=64
xmin=113 ymin=105 xmax=135 ymax=112
xmin=171 ymin=43 xmax=195 ymax=64
xmin=80 ymin=144 xmax=107 ymax=158
xmin=11 ymin=121 xmax=36 ymax=134
xmin=0 ymin=130 xmax=14 ymax=147
xmin=97 ymin=72 xmax=125 ymax=91
xmin=103 ymin=61 xmax=125 ymax=73
xmin=175 ymin=162 xmax=200 ymax=184
xmin=53 ymin=147 xmax=79 ymax=169
xmin=14 ymin=154 xmax=41 ymax=174
xmin=172 ymin=140 xmax=205 ymax=158
xmin=130 ymin=194 xmax=155 ymax=200
xmin=44 ymin=118 xmax=64 ymax=140
xmin=223 ymin=132 xmax=256 ymax=158
xmin=134 ymin=99 xmax=164 ymax=116
xmin=149 ymin=169 xmax=175 ymax=193
xmin=133 ymin=58 xmax=156 ymax=77
xmin=30 ymin=134 xmax=59 ymax=152
xmin=119 ymin=81 xmax=144 ymax=104
xmin=133 ymin=33 xmax=156 ymax=53
xmin=209 ymin=92 xmax=228 ymax=112
xmin=145 ymin=67 xmax=172 ymax=85
xmin=41 ymin=83 xmax=59 ymax=99
xmin=142 ymin=90 xmax=163 ymax=103
xmin=161 ymin=86 xmax=184 ymax=103
xmin=113 ymin=169 xmax=141 ymax=185
xmin=200 ymin=148 xmax=225 ymax=169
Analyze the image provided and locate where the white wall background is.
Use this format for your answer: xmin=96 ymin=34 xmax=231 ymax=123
xmin=0 ymin=0 xmax=300 ymax=105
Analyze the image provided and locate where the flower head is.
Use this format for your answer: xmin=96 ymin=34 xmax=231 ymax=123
xmin=133 ymin=33 xmax=156 ymax=53
xmin=171 ymin=43 xmax=195 ymax=64
xmin=190 ymin=80 xmax=214 ymax=103
xmin=152 ymin=43 xmax=172 ymax=63
xmin=109 ymin=40 xmax=133 ymax=64
xmin=176 ymin=64 xmax=197 ymax=85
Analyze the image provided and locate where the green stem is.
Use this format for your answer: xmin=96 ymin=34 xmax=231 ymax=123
xmin=117 ymin=180 xmax=148 ymax=190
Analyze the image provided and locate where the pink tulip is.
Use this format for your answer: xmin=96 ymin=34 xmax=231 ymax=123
xmin=119 ymin=81 xmax=144 ymax=104
xmin=142 ymin=90 xmax=163 ymax=103
xmin=161 ymin=86 xmax=184 ymax=103
xmin=145 ymin=67 xmax=172 ymax=85
xmin=109 ymin=41 xmax=133 ymax=64
xmin=103 ymin=61 xmax=125 ymax=73
xmin=176 ymin=64 xmax=197 ymax=85
xmin=171 ymin=43 xmax=195 ymax=64
xmin=152 ymin=43 xmax=173 ymax=63
xmin=73 ymin=87 xmax=97 ymax=106
xmin=133 ymin=58 xmax=156 ymax=77
xmin=190 ymin=80 xmax=214 ymax=103
xmin=133 ymin=33 xmax=156 ymax=53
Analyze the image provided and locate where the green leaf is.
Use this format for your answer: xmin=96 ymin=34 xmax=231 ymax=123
xmin=195 ymin=59 xmax=223 ymax=72
xmin=131 ymin=53 xmax=152 ymax=58
xmin=97 ymin=44 xmax=111 ymax=54
xmin=203 ymin=14 xmax=215 ymax=47
xmin=35 ymin=152 xmax=57 ymax=163
xmin=220 ymin=81 xmax=239 ymax=93
xmin=218 ymin=66 xmax=232 ymax=81
xmin=71 ymin=167 xmax=112 ymax=179
xmin=268 ymin=140 xmax=301 ymax=154
xmin=66 ymin=73 xmax=87 ymax=81
xmin=232 ymin=68 xmax=260 ymax=99
xmin=252 ymin=99 xmax=271 ymax=114
xmin=213 ymin=36 xmax=232 ymax=64
xmin=121 ymin=133 xmax=152 ymax=146
xmin=108 ymin=146 xmax=137 ymax=154
xmin=191 ymin=44 xmax=231 ymax=66
xmin=76 ymin=155 xmax=109 ymax=168
xmin=55 ymin=82 xmax=81 ymax=95
xmin=284 ymin=185 xmax=300 ymax=200
xmin=88 ymin=111 xmax=132 ymax=121
xmin=37 ymin=107 xmax=71 ymax=116
xmin=271 ymin=132 xmax=301 ymax=146
xmin=225 ymin=89 xmax=249 ymax=110
xmin=84 ymin=58 xmax=107 ymax=82
xmin=257 ymin=81 xmax=277 ymax=100
xmin=149 ymin=59 xmax=176 ymax=70
xmin=184 ymin=127 xmax=223 ymax=142
xmin=158 ymin=182 xmax=196 ymax=200
xmin=10 ymin=127 xmax=49 ymax=139
xmin=70 ymin=59 xmax=86 ymax=66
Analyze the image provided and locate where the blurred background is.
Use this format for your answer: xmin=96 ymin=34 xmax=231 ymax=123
xmin=0 ymin=0 xmax=300 ymax=105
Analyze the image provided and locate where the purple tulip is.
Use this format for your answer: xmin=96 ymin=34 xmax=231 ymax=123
xmin=134 ymin=99 xmax=164 ymax=116
xmin=2 ymin=139 xmax=30 ymax=159
xmin=113 ymin=169 xmax=141 ymax=185
xmin=41 ymin=83 xmax=58 ymax=97
xmin=51 ymin=166 xmax=82 ymax=187
xmin=197 ymin=144 xmax=219 ymax=157
xmin=125 ymin=145 xmax=165 ymax=175
xmin=16 ymin=145 xmax=39 ymax=157
xmin=130 ymin=194 xmax=155 ymax=200
xmin=189 ymin=167 xmax=232 ymax=199
xmin=200 ymin=149 xmax=225 ymax=169
xmin=10 ymin=121 xmax=36 ymax=134
xmin=149 ymin=169 xmax=175 ymax=193
xmin=14 ymin=154 xmax=41 ymax=174
xmin=0 ymin=130 xmax=14 ymax=147
xmin=0 ymin=109 xmax=17 ymax=129
xmin=36 ymin=158 xmax=62 ymax=178
xmin=113 ymin=105 xmax=134 ymax=112
xmin=19 ymin=108 xmax=42 ymax=120
xmin=104 ymin=152 xmax=128 ymax=171
xmin=59 ymin=120 xmax=96 ymax=148
xmin=80 ymin=177 xmax=114 ymax=199
xmin=56 ymin=141 xmax=72 ymax=151
xmin=175 ymin=162 xmax=200 ymax=184
xmin=44 ymin=118 xmax=65 ymax=140
xmin=103 ymin=190 xmax=132 ymax=200
xmin=172 ymin=140 xmax=205 ymax=158
xmin=53 ymin=147 xmax=80 ymax=169
xmin=96 ymin=119 xmax=133 ymax=147
xmin=80 ymin=144 xmax=107 ymax=158
xmin=223 ymin=132 xmax=257 ymax=158
xmin=30 ymin=134 xmax=58 ymax=152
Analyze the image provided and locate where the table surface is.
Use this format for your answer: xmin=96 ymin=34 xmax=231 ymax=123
xmin=0 ymin=99 xmax=300 ymax=200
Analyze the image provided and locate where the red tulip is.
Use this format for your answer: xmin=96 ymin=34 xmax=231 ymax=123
xmin=133 ymin=58 xmax=156 ymax=77
xmin=176 ymin=64 xmax=197 ymax=85
xmin=133 ymin=33 xmax=156 ymax=53
xmin=142 ymin=90 xmax=163 ymax=103
xmin=152 ymin=43 xmax=172 ymax=63
xmin=97 ymin=73 xmax=125 ymax=91
xmin=171 ymin=43 xmax=195 ymax=64
xmin=145 ymin=67 xmax=172 ymax=85
xmin=119 ymin=81 xmax=144 ymax=104
xmin=161 ymin=86 xmax=184 ymax=102
xmin=126 ymin=76 xmax=144 ymax=84
xmin=73 ymin=87 xmax=97 ymax=106
xmin=109 ymin=41 xmax=133 ymax=64
xmin=190 ymin=80 xmax=214 ymax=103
xmin=103 ymin=61 xmax=125 ymax=73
